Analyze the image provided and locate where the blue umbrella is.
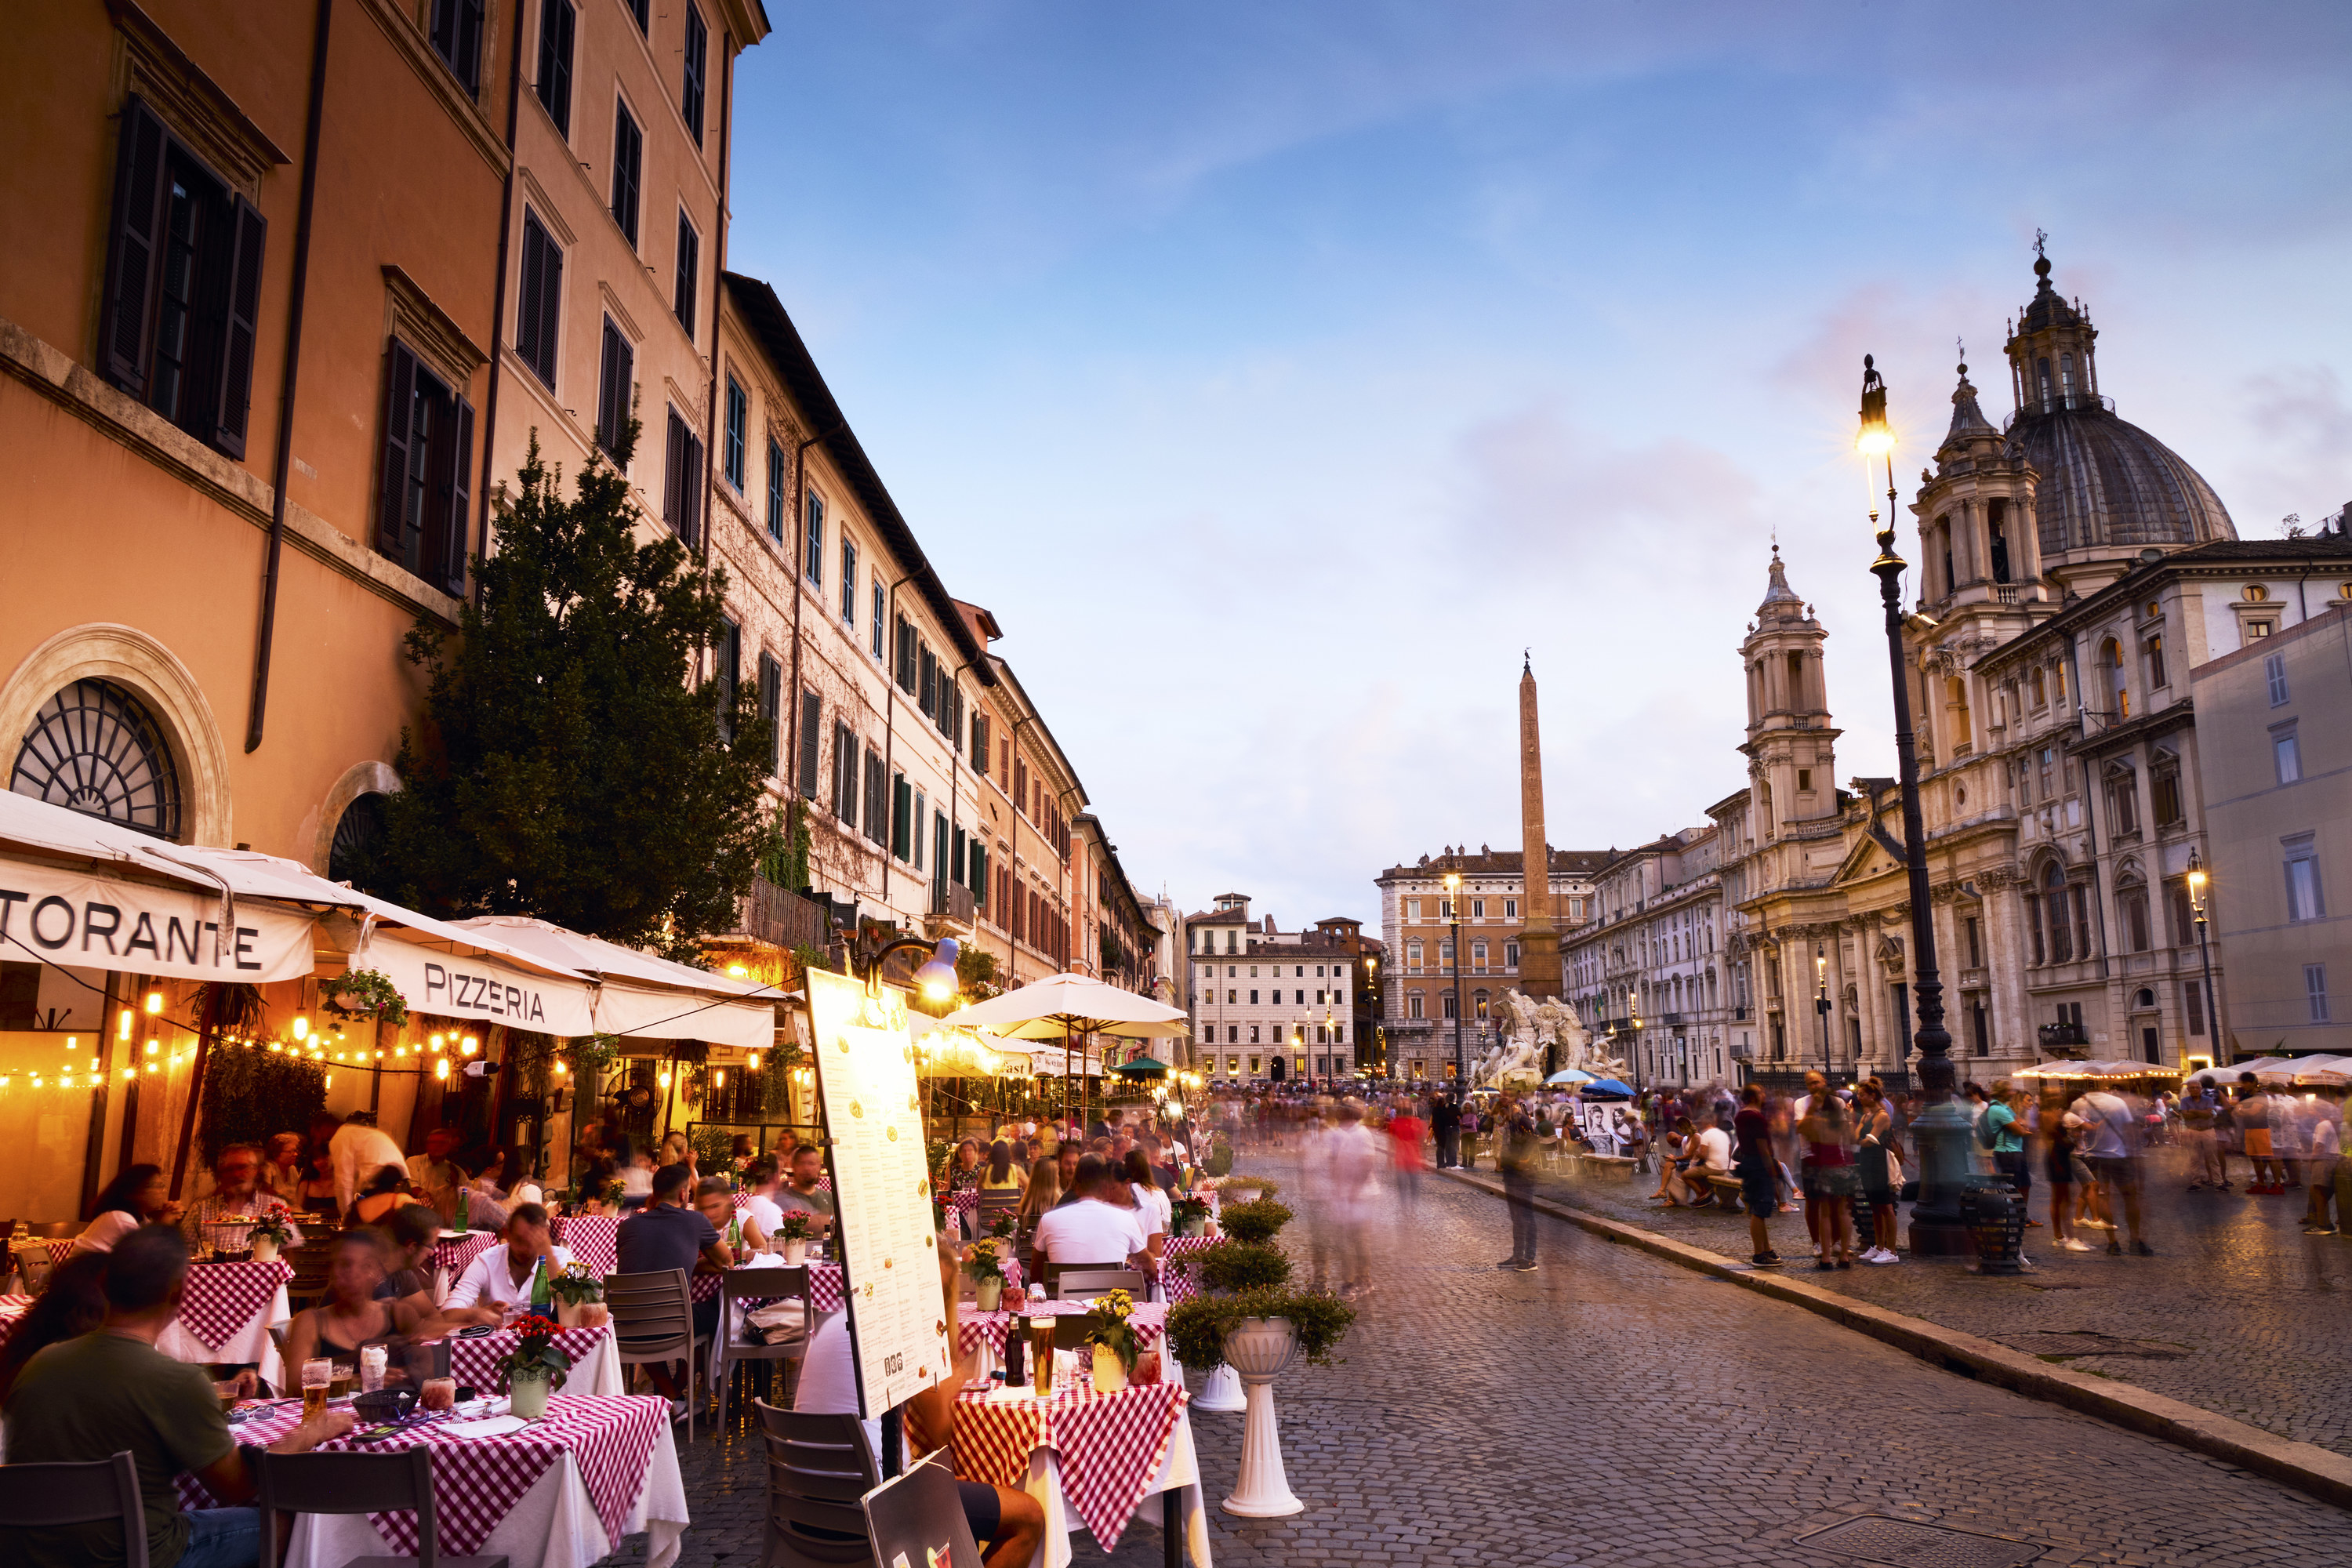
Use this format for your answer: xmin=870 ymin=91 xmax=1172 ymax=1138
xmin=1581 ymin=1078 xmax=1635 ymax=1098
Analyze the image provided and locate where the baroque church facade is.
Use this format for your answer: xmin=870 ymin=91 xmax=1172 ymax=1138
xmin=1703 ymin=252 xmax=2350 ymax=1085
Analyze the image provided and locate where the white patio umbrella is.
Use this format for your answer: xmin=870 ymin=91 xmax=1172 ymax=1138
xmin=938 ymin=972 xmax=1188 ymax=1122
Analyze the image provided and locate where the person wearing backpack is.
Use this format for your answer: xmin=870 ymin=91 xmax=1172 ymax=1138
xmin=1981 ymin=1081 xmax=2036 ymax=1225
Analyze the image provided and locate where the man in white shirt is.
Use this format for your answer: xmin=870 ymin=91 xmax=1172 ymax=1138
xmin=2071 ymin=1090 xmax=2152 ymax=1256
xmin=1029 ymin=1156 xmax=1149 ymax=1280
xmin=329 ymin=1113 xmax=409 ymax=1218
xmin=444 ymin=1204 xmax=571 ymax=1319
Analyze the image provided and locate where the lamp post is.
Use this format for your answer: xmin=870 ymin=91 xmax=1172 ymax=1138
xmin=1446 ymin=869 xmax=1465 ymax=1089
xmin=1816 ymin=946 xmax=1832 ymax=1076
xmin=2187 ymin=851 xmax=2222 ymax=1054
xmin=1857 ymin=355 xmax=1969 ymax=1251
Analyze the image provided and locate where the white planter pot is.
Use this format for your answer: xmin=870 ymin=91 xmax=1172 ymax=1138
xmin=1090 ymin=1344 xmax=1128 ymax=1394
xmin=1192 ymin=1362 xmax=1247 ymax=1413
xmin=554 ymin=1298 xmax=590 ymax=1327
xmin=509 ymin=1370 xmax=553 ymax=1421
xmin=782 ymin=1239 xmax=808 ymax=1265
xmin=249 ymin=1236 xmax=279 ymax=1265
xmin=975 ymin=1276 xmax=1004 ymax=1312
xmin=1219 ymin=1317 xmax=1303 ymax=1517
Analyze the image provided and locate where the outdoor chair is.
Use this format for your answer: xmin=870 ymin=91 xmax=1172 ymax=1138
xmin=0 ymin=1450 xmax=149 ymax=1568
xmin=715 ymin=1266 xmax=811 ymax=1437
xmin=753 ymin=1399 xmax=880 ymax=1568
xmin=256 ymin=1445 xmax=509 ymax=1568
xmin=284 ymin=1239 xmax=337 ymax=1313
xmin=605 ymin=1268 xmax=710 ymax=1439
xmin=1051 ymin=1267 xmax=1145 ymax=1302
xmin=13 ymin=1240 xmax=55 ymax=1291
xmin=862 ymin=1447 xmax=983 ymax=1568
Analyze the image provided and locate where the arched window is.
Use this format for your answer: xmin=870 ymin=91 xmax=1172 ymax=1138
xmin=10 ymin=678 xmax=183 ymax=840
xmin=2043 ymin=862 xmax=2074 ymax=964
xmin=1947 ymin=677 xmax=1973 ymax=750
xmin=2038 ymin=356 xmax=2053 ymax=404
xmin=1936 ymin=516 xmax=1955 ymax=596
xmin=328 ymin=792 xmax=389 ymax=884
xmin=2116 ymin=871 xmax=2151 ymax=953
xmin=2060 ymin=352 xmax=2075 ymax=397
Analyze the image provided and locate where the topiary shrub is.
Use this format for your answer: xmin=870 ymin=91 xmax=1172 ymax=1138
xmin=1192 ymin=1240 xmax=1293 ymax=1294
xmin=1218 ymin=1198 xmax=1291 ymax=1246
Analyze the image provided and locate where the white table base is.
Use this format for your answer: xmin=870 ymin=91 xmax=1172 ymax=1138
xmin=1013 ymin=1407 xmax=1210 ymax=1568
xmin=159 ymin=1285 xmax=289 ymax=1388
xmin=285 ymin=1413 xmax=688 ymax=1568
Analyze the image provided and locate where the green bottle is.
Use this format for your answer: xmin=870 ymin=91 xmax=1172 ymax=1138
xmin=727 ymin=1214 xmax=742 ymax=1250
xmin=456 ymin=1186 xmax=470 ymax=1232
xmin=529 ymin=1256 xmax=551 ymax=1311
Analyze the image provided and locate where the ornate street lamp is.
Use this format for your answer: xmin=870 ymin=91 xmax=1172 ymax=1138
xmin=2187 ymin=851 xmax=2222 ymax=1054
xmin=1857 ymin=356 xmax=1969 ymax=1251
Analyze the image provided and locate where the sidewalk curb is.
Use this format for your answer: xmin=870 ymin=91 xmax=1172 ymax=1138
xmin=1438 ymin=1167 xmax=2352 ymax=1512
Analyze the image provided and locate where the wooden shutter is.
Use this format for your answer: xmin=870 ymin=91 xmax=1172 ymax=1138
xmin=536 ymin=0 xmax=575 ymax=136
xmin=517 ymin=215 xmax=559 ymax=388
xmin=210 ymin=196 xmax=267 ymax=459
xmin=759 ymin=652 xmax=782 ymax=773
xmin=102 ymin=96 xmax=171 ymax=395
xmin=377 ymin=341 xmax=419 ymax=556
xmin=422 ymin=382 xmax=472 ymax=594
xmin=797 ymin=692 xmax=821 ymax=796
xmin=596 ymin=319 xmax=630 ymax=455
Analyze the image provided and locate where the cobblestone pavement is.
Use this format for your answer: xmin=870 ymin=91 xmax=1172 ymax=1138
xmin=1486 ymin=1141 xmax=2352 ymax=1458
xmin=597 ymin=1156 xmax=2347 ymax=1568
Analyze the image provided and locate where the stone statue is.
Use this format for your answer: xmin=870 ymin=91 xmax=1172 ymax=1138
xmin=1477 ymin=989 xmax=1626 ymax=1087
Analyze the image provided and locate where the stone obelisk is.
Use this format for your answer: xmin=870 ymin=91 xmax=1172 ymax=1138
xmin=1517 ymin=655 xmax=1562 ymax=1000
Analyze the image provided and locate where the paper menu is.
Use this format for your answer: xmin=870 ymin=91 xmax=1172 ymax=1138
xmin=805 ymin=967 xmax=951 ymax=1417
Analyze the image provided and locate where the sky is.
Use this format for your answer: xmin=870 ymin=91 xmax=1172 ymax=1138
xmin=724 ymin=2 xmax=2352 ymax=931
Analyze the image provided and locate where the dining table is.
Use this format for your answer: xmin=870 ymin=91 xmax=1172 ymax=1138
xmin=951 ymin=1372 xmax=1210 ymax=1568
xmin=425 ymin=1321 xmax=625 ymax=1398
xmin=0 ymin=1291 xmax=29 ymax=1352
xmin=171 ymin=1258 xmax=293 ymax=1385
xmin=185 ymin=1392 xmax=688 ymax=1568
xmin=1157 ymin=1236 xmax=1222 ymax=1304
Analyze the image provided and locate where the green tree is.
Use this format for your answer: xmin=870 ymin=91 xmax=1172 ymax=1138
xmin=364 ymin=423 xmax=772 ymax=959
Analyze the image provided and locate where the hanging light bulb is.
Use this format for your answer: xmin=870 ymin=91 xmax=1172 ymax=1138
xmin=461 ymin=1036 xmax=478 ymax=1056
xmin=291 ymin=1016 xmax=310 ymax=1041
xmin=554 ymin=1058 xmax=567 ymax=1075
xmin=122 ymin=1067 xmax=135 ymax=1081
xmin=145 ymin=990 xmax=163 ymax=1014
xmin=144 ymin=1038 xmax=159 ymax=1057
xmin=712 ymin=1069 xmax=725 ymax=1090
xmin=430 ymin=1033 xmax=444 ymax=1052
xmin=65 ymin=1036 xmax=78 ymax=1052
xmin=118 ymin=1009 xmax=133 ymax=1042
xmin=749 ymin=1051 xmax=760 ymax=1072
xmin=325 ymin=1072 xmax=334 ymax=1090
xmin=434 ymin=1058 xmax=449 ymax=1080
xmin=144 ymin=1062 xmax=158 ymax=1075
xmin=658 ymin=1069 xmax=673 ymax=1089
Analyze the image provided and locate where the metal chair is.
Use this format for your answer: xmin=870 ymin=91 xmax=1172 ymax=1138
xmin=255 ymin=1445 xmax=509 ymax=1568
xmin=0 ymin=1450 xmax=149 ymax=1568
xmin=753 ymin=1399 xmax=879 ymax=1568
xmin=1051 ymin=1267 xmax=1145 ymax=1302
xmin=605 ymin=1268 xmax=710 ymax=1439
xmin=284 ymin=1239 xmax=336 ymax=1313
xmin=861 ymin=1447 xmax=982 ymax=1568
xmin=714 ymin=1267 xmax=811 ymax=1437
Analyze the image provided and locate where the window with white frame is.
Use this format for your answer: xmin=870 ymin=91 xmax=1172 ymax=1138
xmin=2274 ymin=723 xmax=2302 ymax=786
xmin=2285 ymin=834 xmax=2325 ymax=923
xmin=2307 ymin=964 xmax=2331 ymax=1024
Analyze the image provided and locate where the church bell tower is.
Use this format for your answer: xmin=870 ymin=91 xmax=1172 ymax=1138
xmin=1740 ymin=548 xmax=1840 ymax=840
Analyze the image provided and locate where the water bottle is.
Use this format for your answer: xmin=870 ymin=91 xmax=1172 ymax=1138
xmin=456 ymin=1186 xmax=470 ymax=1232
xmin=728 ymin=1213 xmax=742 ymax=1251
xmin=529 ymin=1255 xmax=551 ymax=1311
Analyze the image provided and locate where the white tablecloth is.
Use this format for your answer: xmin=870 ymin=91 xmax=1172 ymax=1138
xmin=284 ymin=1408 xmax=688 ymax=1568
xmin=1011 ymin=1404 xmax=1210 ymax=1568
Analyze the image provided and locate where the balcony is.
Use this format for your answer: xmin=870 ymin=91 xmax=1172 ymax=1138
xmin=732 ymin=876 xmax=833 ymax=952
xmin=927 ymin=879 xmax=977 ymax=938
xmin=2038 ymin=1021 xmax=2091 ymax=1054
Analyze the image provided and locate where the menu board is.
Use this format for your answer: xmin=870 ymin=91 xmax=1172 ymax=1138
xmin=805 ymin=967 xmax=951 ymax=1417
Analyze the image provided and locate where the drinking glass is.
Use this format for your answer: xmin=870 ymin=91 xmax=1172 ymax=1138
xmin=359 ymin=1345 xmax=388 ymax=1393
xmin=419 ymin=1377 xmax=458 ymax=1412
xmin=300 ymin=1359 xmax=332 ymax=1421
xmin=1028 ymin=1319 xmax=1054 ymax=1397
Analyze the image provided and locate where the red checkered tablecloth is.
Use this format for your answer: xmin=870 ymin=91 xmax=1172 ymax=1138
xmin=688 ymin=1261 xmax=846 ymax=1308
xmin=182 ymin=1393 xmax=667 ymax=1556
xmin=178 ymin=1260 xmax=293 ymax=1353
xmin=1159 ymin=1236 xmax=1222 ymax=1305
xmin=953 ymin=1380 xmax=1189 ymax=1551
xmin=433 ymin=1230 xmax=504 ymax=1280
xmin=0 ymin=1293 xmax=30 ymax=1352
xmin=956 ymin=1299 xmax=1163 ymax=1357
xmin=434 ymin=1323 xmax=614 ymax=1393
xmin=554 ymin=1214 xmax=620 ymax=1277
xmin=43 ymin=1238 xmax=76 ymax=1264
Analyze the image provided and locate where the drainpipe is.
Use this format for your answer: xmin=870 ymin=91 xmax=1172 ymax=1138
xmin=244 ymin=0 xmax=334 ymax=753
xmin=469 ymin=0 xmax=527 ymax=605
xmin=879 ymin=572 xmax=916 ymax=917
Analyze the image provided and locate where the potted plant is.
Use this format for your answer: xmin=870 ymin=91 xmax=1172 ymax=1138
xmin=1170 ymin=1195 xmax=1212 ymax=1239
xmin=1080 ymin=1288 xmax=1142 ymax=1393
xmin=775 ymin=1212 xmax=812 ymax=1265
xmin=246 ymin=1209 xmax=295 ymax=1265
xmin=1220 ymin=1174 xmax=1279 ymax=1206
xmin=1164 ymin=1288 xmax=1356 ymax=1518
xmin=492 ymin=1313 xmax=571 ymax=1420
xmin=985 ymin=1211 xmax=1018 ymax=1243
xmin=321 ymin=969 xmax=409 ymax=1029
xmin=547 ymin=1261 xmax=604 ymax=1327
xmin=1214 ymin=1199 xmax=1292 ymax=1247
xmin=964 ymin=1238 xmax=1011 ymax=1312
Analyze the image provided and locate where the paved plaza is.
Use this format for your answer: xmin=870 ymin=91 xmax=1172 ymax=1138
xmin=601 ymin=1157 xmax=2347 ymax=1568
xmin=1483 ymin=1140 xmax=2352 ymax=1459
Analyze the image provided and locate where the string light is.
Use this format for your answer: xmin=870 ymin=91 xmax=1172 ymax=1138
xmin=460 ymin=1036 xmax=477 ymax=1056
xmin=434 ymin=1058 xmax=449 ymax=1080
xmin=749 ymin=1051 xmax=760 ymax=1071
xmin=121 ymin=1067 xmax=135 ymax=1081
xmin=430 ymin=1033 xmax=444 ymax=1052
xmin=118 ymin=1009 xmax=133 ymax=1041
xmin=291 ymin=1017 xmax=309 ymax=1041
xmin=65 ymin=1036 xmax=78 ymax=1052
xmin=145 ymin=991 xmax=163 ymax=1014
xmin=145 ymin=1062 xmax=158 ymax=1074
xmin=145 ymin=1038 xmax=158 ymax=1057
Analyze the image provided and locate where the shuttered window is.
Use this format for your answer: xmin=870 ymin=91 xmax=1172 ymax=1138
xmin=969 ymin=841 xmax=989 ymax=909
xmin=516 ymin=211 xmax=562 ymax=389
xmin=766 ymin=439 xmax=786 ymax=542
xmin=971 ymin=713 xmax=990 ymax=776
xmin=681 ymin=5 xmax=709 ymax=145
xmin=429 ymin=0 xmax=485 ymax=95
xmin=894 ymin=616 xmax=916 ymax=692
xmin=101 ymin=96 xmax=266 ymax=459
xmin=757 ymin=652 xmax=782 ymax=773
xmin=862 ymin=748 xmax=887 ymax=845
xmin=723 ymin=376 xmax=746 ymax=488
xmin=612 ymin=102 xmax=643 ymax=247
xmin=712 ymin=616 xmax=741 ymax=739
xmin=535 ymin=0 xmax=575 ymax=136
xmin=673 ymin=210 xmax=699 ymax=340
xmin=892 ymin=774 xmax=913 ymax=862
xmin=797 ymin=691 xmax=822 ymax=796
xmin=832 ymin=720 xmax=857 ymax=826
xmin=375 ymin=339 xmax=474 ymax=596
xmin=804 ymin=493 xmax=825 ymax=583
xmin=663 ymin=408 xmax=704 ymax=546
xmin=595 ymin=317 xmax=632 ymax=458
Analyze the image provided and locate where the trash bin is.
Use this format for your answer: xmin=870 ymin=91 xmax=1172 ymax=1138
xmin=1958 ymin=1178 xmax=2027 ymax=1274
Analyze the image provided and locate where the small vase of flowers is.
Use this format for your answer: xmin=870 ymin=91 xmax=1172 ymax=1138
xmin=1083 ymin=1288 xmax=1141 ymax=1393
xmin=1171 ymin=1196 xmax=1212 ymax=1239
xmin=775 ymin=1212 xmax=811 ymax=1265
xmin=492 ymin=1313 xmax=571 ymax=1419
xmin=247 ymin=1208 xmax=295 ymax=1264
xmin=547 ymin=1262 xmax=605 ymax=1327
xmin=964 ymin=1238 xmax=1010 ymax=1311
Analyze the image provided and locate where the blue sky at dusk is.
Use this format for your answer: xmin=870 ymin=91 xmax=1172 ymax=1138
xmin=724 ymin=2 xmax=2352 ymax=929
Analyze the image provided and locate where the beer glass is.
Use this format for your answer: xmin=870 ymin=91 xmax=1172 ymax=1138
xmin=300 ymin=1359 xmax=332 ymax=1421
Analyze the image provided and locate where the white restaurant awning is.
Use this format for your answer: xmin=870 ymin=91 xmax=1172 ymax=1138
xmin=453 ymin=916 xmax=779 ymax=1051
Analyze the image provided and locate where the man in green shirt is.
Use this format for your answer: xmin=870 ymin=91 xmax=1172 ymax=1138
xmin=2 ymin=1225 xmax=354 ymax=1568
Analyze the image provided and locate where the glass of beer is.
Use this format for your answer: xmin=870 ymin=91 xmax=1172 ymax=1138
xmin=300 ymin=1359 xmax=332 ymax=1421
xmin=1028 ymin=1318 xmax=1054 ymax=1397
xmin=215 ymin=1380 xmax=241 ymax=1414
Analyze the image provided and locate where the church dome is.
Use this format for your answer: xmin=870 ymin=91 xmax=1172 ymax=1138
xmin=2003 ymin=252 xmax=2236 ymax=557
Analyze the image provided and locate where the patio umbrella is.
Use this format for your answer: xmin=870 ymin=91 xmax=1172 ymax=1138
xmin=1582 ymin=1078 xmax=1635 ymax=1098
xmin=939 ymin=972 xmax=1189 ymax=1123
xmin=1545 ymin=1068 xmax=1595 ymax=1086
xmin=1112 ymin=1056 xmax=1171 ymax=1078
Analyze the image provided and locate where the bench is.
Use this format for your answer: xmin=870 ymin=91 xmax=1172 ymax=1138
xmin=1575 ymin=1154 xmax=1639 ymax=1182
xmin=1701 ymin=1171 xmax=1748 ymax=1212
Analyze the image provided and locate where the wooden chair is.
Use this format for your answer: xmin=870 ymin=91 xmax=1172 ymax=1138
xmin=861 ymin=1448 xmax=982 ymax=1568
xmin=13 ymin=1240 xmax=56 ymax=1291
xmin=0 ymin=1450 xmax=149 ymax=1568
xmin=714 ymin=1267 xmax=811 ymax=1437
xmin=255 ymin=1446 xmax=508 ymax=1568
xmin=605 ymin=1268 xmax=710 ymax=1439
xmin=1051 ymin=1267 xmax=1145 ymax=1302
xmin=284 ymin=1239 xmax=336 ymax=1313
xmin=753 ymin=1399 xmax=878 ymax=1568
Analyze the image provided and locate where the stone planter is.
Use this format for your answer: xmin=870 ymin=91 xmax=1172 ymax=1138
xmin=1219 ymin=1316 xmax=1303 ymax=1517
xmin=508 ymin=1370 xmax=553 ymax=1421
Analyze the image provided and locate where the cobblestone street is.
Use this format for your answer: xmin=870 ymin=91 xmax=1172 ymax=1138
xmin=603 ymin=1156 xmax=2349 ymax=1568
xmin=1486 ymin=1141 xmax=2352 ymax=1458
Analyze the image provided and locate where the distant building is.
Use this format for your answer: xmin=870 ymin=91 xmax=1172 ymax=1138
xmin=1181 ymin=895 xmax=1367 ymax=1086
xmin=1563 ymin=828 xmax=1737 ymax=1090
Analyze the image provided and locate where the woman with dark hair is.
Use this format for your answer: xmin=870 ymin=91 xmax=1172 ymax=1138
xmin=0 ymin=1252 xmax=109 ymax=1406
xmin=981 ymin=1139 xmax=1024 ymax=1195
xmin=946 ymin=1138 xmax=983 ymax=1193
xmin=353 ymin=1163 xmax=423 ymax=1225
xmin=72 ymin=1163 xmax=179 ymax=1254
xmin=282 ymin=1229 xmax=451 ymax=1383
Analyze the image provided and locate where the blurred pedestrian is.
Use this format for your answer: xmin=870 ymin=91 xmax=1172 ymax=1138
xmin=1733 ymin=1085 xmax=1781 ymax=1267
xmin=1496 ymin=1094 xmax=1541 ymax=1272
xmin=2073 ymin=1086 xmax=2154 ymax=1255
xmin=1798 ymin=1092 xmax=1857 ymax=1270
